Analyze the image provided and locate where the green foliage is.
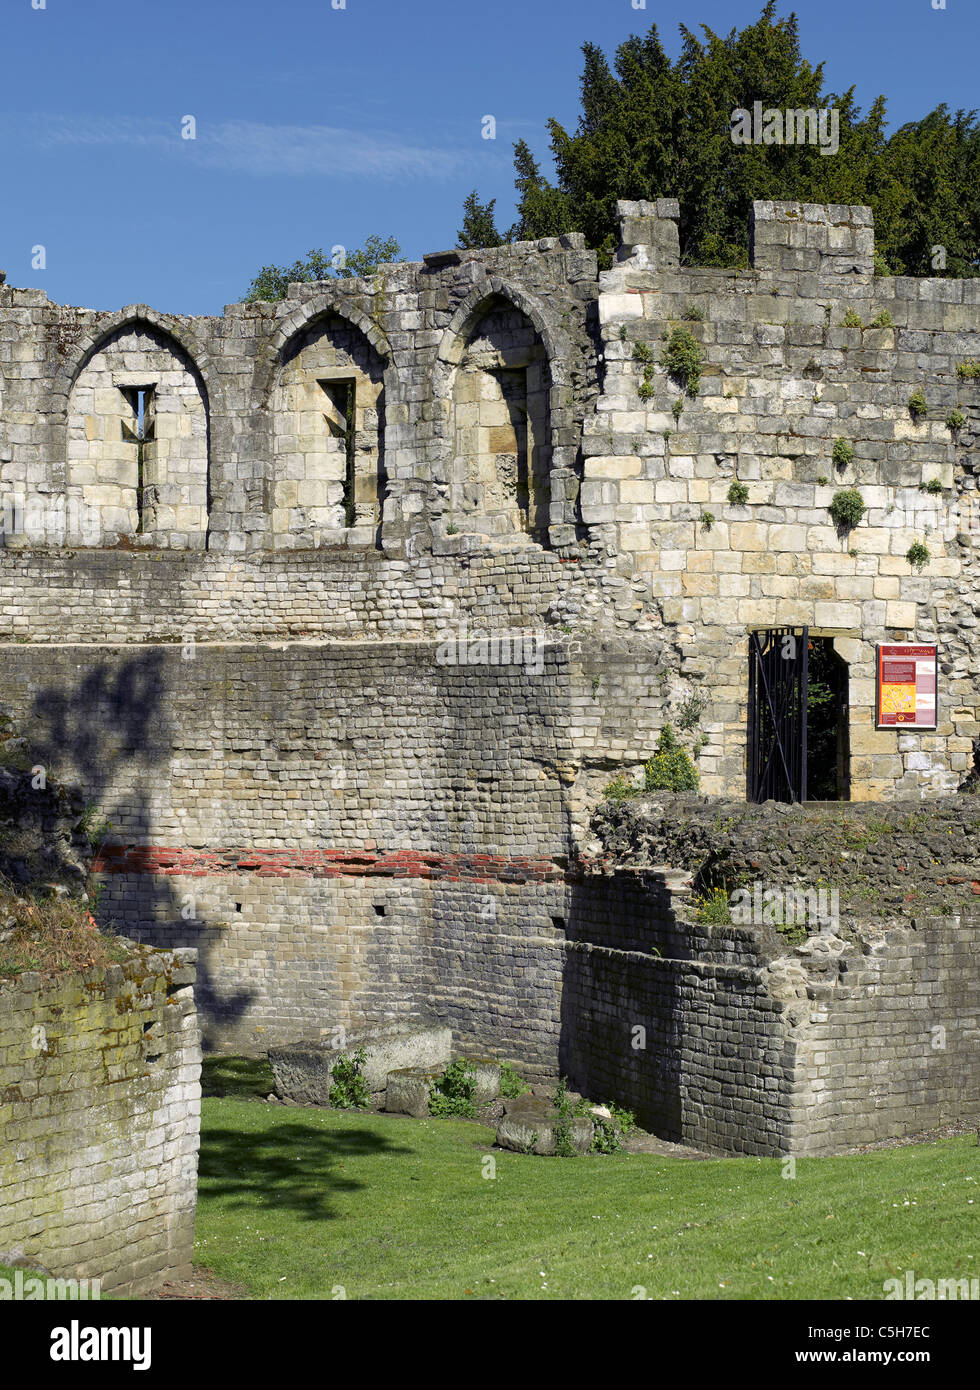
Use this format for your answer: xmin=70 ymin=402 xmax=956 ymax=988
xmin=498 ymin=1062 xmax=531 ymax=1099
xmin=243 ymin=235 xmax=403 ymax=303
xmin=602 ymin=773 xmax=639 ymax=801
xmin=956 ymin=360 xmax=980 ymax=380
xmin=671 ymin=397 xmax=685 ymax=421
xmin=906 ymin=540 xmax=931 ymax=573
xmin=681 ymin=304 xmax=704 ymax=322
xmin=457 ymin=191 xmax=505 ymax=249
xmin=76 ymin=804 xmax=112 ymax=852
xmin=328 ymin=1047 xmax=372 ymax=1111
xmin=676 ymin=689 xmax=708 ymax=731
xmin=727 ymin=479 xmax=749 ymax=506
xmin=698 ymin=510 xmax=715 ymax=531
xmin=946 ymin=410 xmax=965 ymax=431
xmin=693 ymin=886 xmax=733 ymax=924
xmin=829 ymin=488 xmax=866 ymax=532
xmin=590 ymin=1103 xmax=636 ymax=1155
xmin=551 ymin=1076 xmax=578 ymax=1157
xmin=841 ymin=309 xmax=863 ymax=328
xmin=923 ymin=477 xmax=944 ymax=495
xmin=660 ymin=326 xmax=703 ymax=397
xmin=637 ymin=375 xmax=656 ymax=401
xmin=466 ymin=6 xmax=980 ymax=278
xmin=643 ymin=724 xmax=700 ymax=792
xmin=867 ymin=310 xmax=894 ymax=328
xmin=817 ymin=475 xmax=829 ymax=486
xmin=908 ymin=389 xmax=929 ymax=422
xmin=428 ymin=1060 xmax=478 ymax=1118
xmin=631 ymin=340 xmax=653 ymax=364
xmin=832 ymin=437 xmax=855 ymax=469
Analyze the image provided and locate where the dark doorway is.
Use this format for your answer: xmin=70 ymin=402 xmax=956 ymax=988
xmin=805 ymin=636 xmax=850 ymax=801
xmin=748 ymin=628 xmax=849 ymax=803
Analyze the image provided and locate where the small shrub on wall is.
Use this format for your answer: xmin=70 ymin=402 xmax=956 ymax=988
xmin=829 ymin=488 xmax=866 ymax=533
xmin=642 ymin=725 xmax=700 ymax=792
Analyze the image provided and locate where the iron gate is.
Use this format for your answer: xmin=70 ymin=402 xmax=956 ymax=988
xmin=747 ymin=626 xmax=809 ymax=803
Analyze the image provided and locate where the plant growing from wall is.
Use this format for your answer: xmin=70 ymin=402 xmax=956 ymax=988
xmin=832 ymin=437 xmax=854 ymax=470
xmin=693 ymin=886 xmax=732 ymax=924
xmin=956 ymin=361 xmax=980 ymax=380
xmin=660 ymin=325 xmax=703 ymax=397
xmin=328 ymin=1046 xmax=371 ymax=1110
xmin=946 ymin=409 xmax=965 ymax=432
xmin=829 ymin=488 xmax=866 ymax=533
xmin=841 ymin=309 xmax=863 ymax=328
xmin=681 ymin=304 xmax=704 ymax=322
xmin=727 ymin=480 xmax=749 ymax=505
xmin=906 ymin=540 xmax=931 ymax=573
xmin=698 ymin=510 xmax=715 ymax=532
xmin=867 ymin=309 xmax=894 ymax=328
xmin=428 ymin=1059 xmax=478 ymax=1118
xmin=908 ymin=389 xmax=928 ymax=422
xmin=671 ymin=397 xmax=684 ymax=422
xmin=642 ymin=724 xmax=700 ymax=792
xmin=676 ymin=690 xmax=708 ymax=731
xmin=921 ymin=477 xmax=943 ymax=495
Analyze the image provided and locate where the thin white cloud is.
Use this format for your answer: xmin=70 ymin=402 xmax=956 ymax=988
xmin=2 ymin=112 xmax=484 ymax=180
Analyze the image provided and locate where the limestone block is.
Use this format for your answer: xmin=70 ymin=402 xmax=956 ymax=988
xmin=495 ymin=1097 xmax=593 ymax=1156
xmin=269 ymin=1024 xmax=452 ymax=1104
xmin=384 ymin=1068 xmax=439 ymax=1118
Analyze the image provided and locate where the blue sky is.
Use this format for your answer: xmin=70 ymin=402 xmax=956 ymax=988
xmin=2 ymin=0 xmax=977 ymax=316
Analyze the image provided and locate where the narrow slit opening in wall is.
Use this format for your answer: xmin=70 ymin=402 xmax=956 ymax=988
xmin=319 ymin=378 xmax=357 ymax=528
xmin=121 ymin=385 xmax=155 ymax=533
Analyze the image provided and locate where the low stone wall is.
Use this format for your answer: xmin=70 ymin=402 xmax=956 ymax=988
xmin=592 ymin=794 xmax=980 ymax=920
xmin=564 ymin=870 xmax=980 ymax=1155
xmin=0 ymin=949 xmax=201 ymax=1296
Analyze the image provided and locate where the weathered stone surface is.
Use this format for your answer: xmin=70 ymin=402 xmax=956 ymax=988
xmin=269 ymin=1024 xmax=452 ymax=1104
xmin=462 ymin=1058 xmax=501 ymax=1105
xmin=496 ymin=1097 xmax=594 ymax=1155
xmin=0 ymin=952 xmax=201 ymax=1297
xmin=385 ymin=1068 xmax=440 ymax=1118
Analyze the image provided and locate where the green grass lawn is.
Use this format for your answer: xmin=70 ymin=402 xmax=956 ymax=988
xmin=196 ymin=1090 xmax=980 ymax=1300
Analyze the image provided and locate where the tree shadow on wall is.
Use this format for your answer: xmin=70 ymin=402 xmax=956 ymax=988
xmin=199 ymin=1120 xmax=413 ymax=1221
xmin=26 ymin=650 xmax=255 ymax=1035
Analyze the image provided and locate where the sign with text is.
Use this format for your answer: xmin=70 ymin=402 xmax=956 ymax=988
xmin=876 ymin=644 xmax=938 ymax=729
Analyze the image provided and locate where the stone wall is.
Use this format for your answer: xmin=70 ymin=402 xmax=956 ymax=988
xmin=584 ymin=199 xmax=980 ymax=797
xmin=564 ymin=870 xmax=980 ymax=1156
xmin=0 ymin=949 xmax=201 ymax=1295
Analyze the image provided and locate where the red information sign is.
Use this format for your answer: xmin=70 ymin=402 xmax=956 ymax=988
xmin=876 ymin=644 xmax=937 ymax=729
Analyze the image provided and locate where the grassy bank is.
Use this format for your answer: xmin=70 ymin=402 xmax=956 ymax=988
xmin=195 ymin=1096 xmax=979 ymax=1300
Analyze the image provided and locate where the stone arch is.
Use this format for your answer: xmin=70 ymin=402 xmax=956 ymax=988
xmin=432 ymin=280 xmax=568 ymax=546
xmin=267 ymin=290 xmax=390 ymax=377
xmin=269 ymin=304 xmax=388 ymax=547
xmin=65 ymin=314 xmax=212 ymax=548
xmin=58 ymin=305 xmax=220 ymax=412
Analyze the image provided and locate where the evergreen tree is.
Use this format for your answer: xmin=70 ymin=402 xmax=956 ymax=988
xmin=457 ymin=191 xmax=505 ymax=249
xmin=460 ymin=3 xmax=979 ymax=275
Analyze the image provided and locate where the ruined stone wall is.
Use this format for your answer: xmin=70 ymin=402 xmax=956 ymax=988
xmin=563 ymin=871 xmax=980 ymax=1156
xmin=0 ymin=949 xmax=200 ymax=1295
xmin=585 ymin=199 xmax=980 ymax=797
